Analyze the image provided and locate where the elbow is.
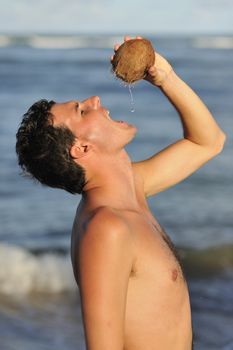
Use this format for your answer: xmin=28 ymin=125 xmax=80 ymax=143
xmin=212 ymin=131 xmax=226 ymax=155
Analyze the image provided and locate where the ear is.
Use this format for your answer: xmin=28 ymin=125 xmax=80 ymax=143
xmin=70 ymin=140 xmax=92 ymax=160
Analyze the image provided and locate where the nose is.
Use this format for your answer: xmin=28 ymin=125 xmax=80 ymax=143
xmin=85 ymin=96 xmax=100 ymax=109
xmin=91 ymin=96 xmax=100 ymax=109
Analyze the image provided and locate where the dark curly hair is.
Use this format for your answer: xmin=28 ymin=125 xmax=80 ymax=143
xmin=16 ymin=99 xmax=87 ymax=194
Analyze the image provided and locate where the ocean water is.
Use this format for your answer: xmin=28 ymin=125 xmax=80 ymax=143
xmin=0 ymin=34 xmax=233 ymax=350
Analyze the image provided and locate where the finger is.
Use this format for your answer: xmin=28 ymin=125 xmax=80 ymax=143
xmin=114 ymin=44 xmax=120 ymax=52
xmin=124 ymin=36 xmax=131 ymax=42
xmin=148 ymin=66 xmax=156 ymax=75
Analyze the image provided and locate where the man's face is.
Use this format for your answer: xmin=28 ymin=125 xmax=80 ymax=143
xmin=50 ymin=96 xmax=137 ymax=153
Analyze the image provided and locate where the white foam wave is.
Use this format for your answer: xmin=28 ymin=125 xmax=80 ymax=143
xmin=0 ymin=244 xmax=76 ymax=295
xmin=193 ymin=36 xmax=233 ymax=49
xmin=28 ymin=36 xmax=85 ymax=49
xmin=0 ymin=35 xmax=11 ymax=47
xmin=28 ymin=35 xmax=123 ymax=49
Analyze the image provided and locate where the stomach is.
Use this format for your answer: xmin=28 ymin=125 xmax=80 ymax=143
xmin=124 ymin=274 xmax=192 ymax=350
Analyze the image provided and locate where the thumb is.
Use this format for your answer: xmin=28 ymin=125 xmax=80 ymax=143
xmin=148 ymin=66 xmax=157 ymax=76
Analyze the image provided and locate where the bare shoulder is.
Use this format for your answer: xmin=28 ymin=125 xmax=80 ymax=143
xmin=74 ymin=207 xmax=136 ymax=349
xmin=82 ymin=206 xmax=133 ymax=243
xmin=75 ymin=206 xmax=136 ymax=287
xmin=77 ymin=206 xmax=136 ymax=271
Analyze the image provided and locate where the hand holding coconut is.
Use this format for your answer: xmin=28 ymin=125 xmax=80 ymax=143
xmin=144 ymin=50 xmax=173 ymax=87
xmin=111 ymin=36 xmax=173 ymax=87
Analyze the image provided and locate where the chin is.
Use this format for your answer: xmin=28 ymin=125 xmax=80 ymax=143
xmin=131 ymin=125 xmax=138 ymax=137
xmin=126 ymin=126 xmax=137 ymax=144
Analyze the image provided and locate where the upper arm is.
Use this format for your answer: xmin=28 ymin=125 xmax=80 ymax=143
xmin=76 ymin=209 xmax=134 ymax=350
xmin=133 ymin=138 xmax=224 ymax=197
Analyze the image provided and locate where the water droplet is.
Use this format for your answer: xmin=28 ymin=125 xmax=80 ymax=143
xmin=128 ymin=84 xmax=135 ymax=113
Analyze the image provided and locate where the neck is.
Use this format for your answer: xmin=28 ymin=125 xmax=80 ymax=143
xmin=82 ymin=149 xmax=139 ymax=211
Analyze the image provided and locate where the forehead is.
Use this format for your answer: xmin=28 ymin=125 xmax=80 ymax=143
xmin=50 ymin=101 xmax=77 ymax=126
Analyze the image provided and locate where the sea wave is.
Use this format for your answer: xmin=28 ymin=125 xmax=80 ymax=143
xmin=0 ymin=243 xmax=233 ymax=296
xmin=192 ymin=36 xmax=233 ymax=49
xmin=0 ymin=34 xmax=232 ymax=49
xmin=0 ymin=34 xmax=123 ymax=49
xmin=180 ymin=244 xmax=233 ymax=278
xmin=0 ymin=35 xmax=11 ymax=47
xmin=28 ymin=35 xmax=123 ymax=49
xmin=0 ymin=244 xmax=76 ymax=295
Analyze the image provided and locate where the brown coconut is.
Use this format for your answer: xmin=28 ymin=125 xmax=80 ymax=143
xmin=111 ymin=39 xmax=155 ymax=83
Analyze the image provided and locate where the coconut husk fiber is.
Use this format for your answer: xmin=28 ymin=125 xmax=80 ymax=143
xmin=111 ymin=39 xmax=155 ymax=83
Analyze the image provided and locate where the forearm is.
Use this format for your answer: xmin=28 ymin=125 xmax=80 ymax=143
xmin=159 ymin=70 xmax=226 ymax=148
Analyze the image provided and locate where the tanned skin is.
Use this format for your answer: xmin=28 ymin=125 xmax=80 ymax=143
xmin=50 ymin=36 xmax=226 ymax=350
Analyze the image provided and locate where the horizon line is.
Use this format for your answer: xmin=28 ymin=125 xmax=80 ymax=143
xmin=0 ymin=31 xmax=233 ymax=37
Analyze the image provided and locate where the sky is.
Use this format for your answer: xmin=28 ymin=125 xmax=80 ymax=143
xmin=0 ymin=0 xmax=233 ymax=35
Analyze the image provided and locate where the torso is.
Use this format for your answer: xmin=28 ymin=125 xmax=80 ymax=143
xmin=71 ymin=169 xmax=193 ymax=350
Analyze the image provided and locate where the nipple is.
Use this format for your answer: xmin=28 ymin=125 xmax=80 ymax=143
xmin=172 ymin=269 xmax=178 ymax=281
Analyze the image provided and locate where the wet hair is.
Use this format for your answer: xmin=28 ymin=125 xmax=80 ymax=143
xmin=15 ymin=99 xmax=87 ymax=194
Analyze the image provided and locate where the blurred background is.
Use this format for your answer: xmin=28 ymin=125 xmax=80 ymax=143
xmin=0 ymin=1 xmax=232 ymax=349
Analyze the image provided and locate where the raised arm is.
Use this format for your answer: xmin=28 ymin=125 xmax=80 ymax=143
xmin=75 ymin=208 xmax=135 ymax=350
xmin=131 ymin=42 xmax=226 ymax=197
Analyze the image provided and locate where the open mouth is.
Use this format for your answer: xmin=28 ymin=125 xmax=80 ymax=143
xmin=105 ymin=108 xmax=127 ymax=125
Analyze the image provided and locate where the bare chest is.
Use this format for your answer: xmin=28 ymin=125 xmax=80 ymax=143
xmin=71 ymin=207 xmax=192 ymax=349
xmin=124 ymin=212 xmax=185 ymax=286
xmin=123 ymin=214 xmax=192 ymax=349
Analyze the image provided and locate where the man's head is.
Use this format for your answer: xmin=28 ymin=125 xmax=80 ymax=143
xmin=16 ymin=96 xmax=137 ymax=194
xmin=16 ymin=99 xmax=87 ymax=194
xmin=50 ymin=96 xmax=137 ymax=155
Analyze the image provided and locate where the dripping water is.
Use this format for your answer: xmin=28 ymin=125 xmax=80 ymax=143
xmin=128 ymin=84 xmax=135 ymax=113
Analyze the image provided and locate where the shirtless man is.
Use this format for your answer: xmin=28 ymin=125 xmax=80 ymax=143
xmin=16 ymin=36 xmax=226 ymax=349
